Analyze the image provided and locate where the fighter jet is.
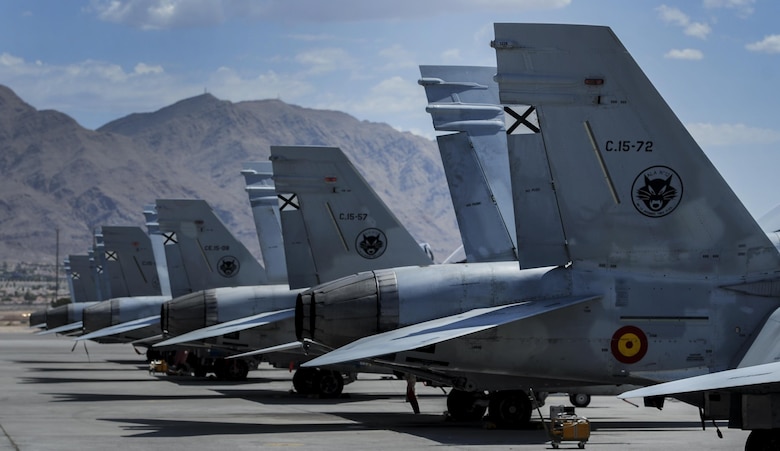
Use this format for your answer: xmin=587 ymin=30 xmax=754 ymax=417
xmin=37 ymin=254 xmax=101 ymax=335
xmin=293 ymin=23 xmax=780 ymax=431
xmin=78 ymin=199 xmax=276 ymax=346
xmin=78 ymin=225 xmax=169 ymax=344
xmin=155 ymin=148 xmax=435 ymax=393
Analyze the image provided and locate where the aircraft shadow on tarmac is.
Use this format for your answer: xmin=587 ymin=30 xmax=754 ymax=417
xmin=100 ymin=415 xmax=549 ymax=446
xmin=19 ymin=376 xmax=158 ymax=384
xmin=101 ymin=414 xmax=718 ymax=446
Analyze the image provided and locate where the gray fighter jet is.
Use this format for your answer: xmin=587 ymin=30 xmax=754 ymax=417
xmin=292 ymin=23 xmax=780 ymax=433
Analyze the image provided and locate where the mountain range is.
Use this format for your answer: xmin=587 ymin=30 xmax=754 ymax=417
xmin=0 ymin=85 xmax=460 ymax=266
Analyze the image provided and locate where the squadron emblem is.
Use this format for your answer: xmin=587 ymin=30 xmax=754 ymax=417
xmin=217 ymin=256 xmax=240 ymax=278
xmin=632 ymin=166 xmax=683 ymax=218
xmin=356 ymin=228 xmax=387 ymax=259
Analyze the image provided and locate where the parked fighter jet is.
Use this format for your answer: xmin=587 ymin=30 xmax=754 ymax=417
xmin=293 ymin=23 xmax=780 ymax=432
xmin=155 ymin=147 xmax=435 ymax=393
xmin=37 ymin=254 xmax=101 ymax=335
xmin=78 ymin=199 xmax=276 ymax=345
xmin=78 ymin=225 xmax=168 ymax=343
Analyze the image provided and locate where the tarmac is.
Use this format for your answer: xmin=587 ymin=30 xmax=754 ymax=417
xmin=0 ymin=326 xmax=750 ymax=450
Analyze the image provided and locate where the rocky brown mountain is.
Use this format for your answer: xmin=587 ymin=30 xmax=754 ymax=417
xmin=0 ymin=85 xmax=460 ymax=265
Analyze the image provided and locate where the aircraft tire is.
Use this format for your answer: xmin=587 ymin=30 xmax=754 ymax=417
xmin=315 ymin=369 xmax=344 ymax=398
xmin=446 ymin=389 xmax=487 ymax=421
xmin=569 ymin=393 xmax=591 ymax=408
xmin=212 ymin=358 xmax=248 ymax=381
xmin=225 ymin=359 xmax=249 ymax=381
xmin=745 ymin=429 xmax=780 ymax=450
xmin=488 ymin=390 xmax=532 ymax=428
xmin=292 ymin=367 xmax=318 ymax=394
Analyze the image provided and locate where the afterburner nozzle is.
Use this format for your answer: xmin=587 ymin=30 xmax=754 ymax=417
xmin=82 ymin=300 xmax=116 ymax=333
xmin=162 ymin=290 xmax=217 ymax=336
xmin=295 ymin=269 xmax=400 ymax=348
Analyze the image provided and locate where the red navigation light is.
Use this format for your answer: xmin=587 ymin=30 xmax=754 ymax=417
xmin=585 ymin=78 xmax=604 ymax=86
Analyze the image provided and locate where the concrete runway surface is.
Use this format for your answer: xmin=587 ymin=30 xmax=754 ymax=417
xmin=0 ymin=327 xmax=749 ymax=450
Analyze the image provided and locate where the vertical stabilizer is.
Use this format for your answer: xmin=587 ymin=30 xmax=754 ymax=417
xmin=242 ymin=162 xmax=288 ymax=285
xmin=271 ymin=146 xmax=433 ymax=289
xmin=144 ymin=204 xmax=174 ymax=297
xmin=155 ymin=199 xmax=268 ymax=293
xmin=101 ymin=226 xmax=162 ymax=297
xmin=493 ymin=23 xmax=780 ymax=275
xmin=68 ymin=254 xmax=100 ymax=302
xmin=419 ymin=65 xmax=517 ymax=263
xmin=92 ymin=230 xmax=113 ymax=299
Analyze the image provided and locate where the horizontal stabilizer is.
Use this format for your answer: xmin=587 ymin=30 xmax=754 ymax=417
xmin=29 ymin=322 xmax=47 ymax=329
xmin=75 ymin=315 xmax=159 ymax=341
xmin=226 ymin=340 xmax=304 ymax=359
xmin=302 ymin=295 xmax=597 ymax=368
xmin=153 ymin=308 xmax=294 ymax=347
xmin=37 ymin=321 xmax=83 ymax=335
xmin=619 ymin=362 xmax=780 ymax=399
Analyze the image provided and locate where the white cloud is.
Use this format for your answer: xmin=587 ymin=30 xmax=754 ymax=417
xmin=378 ymin=45 xmax=416 ymax=70
xmin=746 ymin=35 xmax=780 ymax=54
xmin=664 ymin=48 xmax=704 ymax=60
xmin=134 ymin=63 xmax=164 ymax=74
xmin=703 ymin=0 xmax=755 ymax=17
xmin=88 ymin=0 xmax=225 ymax=29
xmin=684 ymin=22 xmax=711 ymax=39
xmin=295 ymin=48 xmax=356 ymax=74
xmin=89 ymin=0 xmax=571 ymax=28
xmin=440 ymin=48 xmax=461 ymax=63
xmin=687 ymin=122 xmax=780 ymax=147
xmin=657 ymin=5 xmax=689 ymax=26
xmin=656 ymin=4 xmax=711 ymax=39
xmin=0 ymin=51 xmax=319 ymax=128
xmin=0 ymin=52 xmax=25 ymax=67
xmin=206 ymin=67 xmax=314 ymax=103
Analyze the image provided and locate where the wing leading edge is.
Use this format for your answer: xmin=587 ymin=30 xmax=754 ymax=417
xmin=619 ymin=362 xmax=780 ymax=399
xmin=75 ymin=315 xmax=160 ymax=341
xmin=154 ymin=308 xmax=294 ymax=347
xmin=302 ymin=295 xmax=599 ymax=368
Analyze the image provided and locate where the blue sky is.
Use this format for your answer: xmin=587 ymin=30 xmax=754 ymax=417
xmin=1 ymin=0 xmax=779 ymax=219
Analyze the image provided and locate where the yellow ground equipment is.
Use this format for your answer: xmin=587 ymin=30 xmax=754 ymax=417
xmin=549 ymin=405 xmax=590 ymax=449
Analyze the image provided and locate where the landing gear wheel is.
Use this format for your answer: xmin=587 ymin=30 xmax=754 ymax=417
xmin=446 ymin=389 xmax=487 ymax=421
xmin=224 ymin=359 xmax=249 ymax=381
xmin=488 ymin=390 xmax=532 ymax=428
xmin=213 ymin=358 xmax=249 ymax=381
xmin=315 ymin=369 xmax=344 ymax=398
xmin=569 ymin=393 xmax=591 ymax=408
xmin=746 ymin=429 xmax=780 ymax=451
xmin=293 ymin=367 xmax=318 ymax=395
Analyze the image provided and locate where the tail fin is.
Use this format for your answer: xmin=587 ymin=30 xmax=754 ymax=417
xmin=270 ymin=146 xmax=433 ymax=288
xmin=92 ymin=230 xmax=112 ymax=299
xmin=493 ymin=23 xmax=780 ymax=275
xmin=241 ymin=162 xmax=288 ymax=285
xmin=143 ymin=204 xmax=173 ymax=297
xmin=155 ymin=199 xmax=268 ymax=293
xmin=99 ymin=226 xmax=162 ymax=297
xmin=67 ymin=254 xmax=100 ymax=302
xmin=419 ymin=65 xmax=517 ymax=262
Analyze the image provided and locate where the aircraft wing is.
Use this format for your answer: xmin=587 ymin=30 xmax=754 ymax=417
xmin=153 ymin=308 xmax=294 ymax=347
xmin=75 ymin=315 xmax=160 ymax=341
xmin=302 ymin=295 xmax=598 ymax=368
xmin=619 ymin=362 xmax=780 ymax=399
xmin=131 ymin=334 xmax=164 ymax=346
xmin=36 ymin=321 xmax=83 ymax=335
xmin=226 ymin=340 xmax=305 ymax=359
